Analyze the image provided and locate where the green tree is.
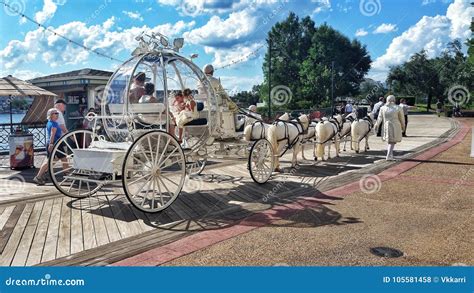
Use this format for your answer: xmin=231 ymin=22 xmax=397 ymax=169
xmin=468 ymin=19 xmax=474 ymax=65
xmin=388 ymin=50 xmax=441 ymax=110
xmin=11 ymin=98 xmax=28 ymax=109
xmin=388 ymin=41 xmax=473 ymax=110
xmin=260 ymin=14 xmax=371 ymax=111
xmin=300 ymin=24 xmax=371 ymax=107
xmin=358 ymin=78 xmax=387 ymax=103
xmin=231 ymin=85 xmax=261 ymax=107
xmin=260 ymin=13 xmax=316 ymax=109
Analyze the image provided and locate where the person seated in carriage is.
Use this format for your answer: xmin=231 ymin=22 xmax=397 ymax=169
xmin=201 ymin=64 xmax=244 ymax=134
xmin=169 ymin=89 xmax=199 ymax=142
xmin=202 ymin=64 xmax=237 ymax=111
xmin=129 ymin=72 xmax=146 ymax=103
xmin=246 ymin=105 xmax=262 ymax=124
xmin=138 ymin=82 xmax=157 ymax=103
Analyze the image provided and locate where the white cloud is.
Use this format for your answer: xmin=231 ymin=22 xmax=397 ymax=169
xmin=373 ymin=23 xmax=398 ymax=34
xmin=220 ymin=75 xmax=264 ymax=93
xmin=312 ymin=0 xmax=331 ymax=14
xmin=422 ymin=0 xmax=451 ymax=5
xmin=370 ymin=0 xmax=472 ymax=81
xmin=355 ymin=28 xmax=368 ymax=37
xmin=35 ymin=0 xmax=58 ymax=24
xmin=122 ymin=10 xmax=144 ymax=21
xmin=204 ymin=41 xmax=264 ymax=67
xmin=0 ymin=18 xmax=195 ymax=71
xmin=157 ymin=0 xmax=284 ymax=17
xmin=184 ymin=8 xmax=259 ymax=48
xmin=7 ymin=69 xmax=44 ymax=81
xmin=446 ymin=0 xmax=471 ymax=40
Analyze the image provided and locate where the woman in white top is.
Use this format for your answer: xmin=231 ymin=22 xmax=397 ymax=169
xmin=175 ymin=88 xmax=198 ymax=142
xmin=375 ymin=95 xmax=405 ymax=161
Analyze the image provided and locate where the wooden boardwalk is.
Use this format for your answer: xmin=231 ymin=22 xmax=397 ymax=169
xmin=0 ymin=119 xmax=459 ymax=266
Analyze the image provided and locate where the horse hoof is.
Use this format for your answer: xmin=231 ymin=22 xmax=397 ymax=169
xmin=355 ymin=150 xmax=359 ymax=154
xmin=274 ymin=168 xmax=282 ymax=173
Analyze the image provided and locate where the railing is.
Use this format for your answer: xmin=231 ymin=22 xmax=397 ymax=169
xmin=0 ymin=123 xmax=47 ymax=154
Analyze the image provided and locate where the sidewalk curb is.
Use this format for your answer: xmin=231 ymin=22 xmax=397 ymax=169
xmin=111 ymin=121 xmax=471 ymax=266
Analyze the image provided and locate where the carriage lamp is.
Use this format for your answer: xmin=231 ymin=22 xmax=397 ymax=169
xmin=173 ymin=38 xmax=184 ymax=51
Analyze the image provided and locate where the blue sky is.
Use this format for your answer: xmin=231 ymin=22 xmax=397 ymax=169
xmin=0 ymin=0 xmax=471 ymax=92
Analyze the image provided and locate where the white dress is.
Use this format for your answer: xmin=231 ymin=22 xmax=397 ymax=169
xmin=175 ymin=99 xmax=198 ymax=128
xmin=375 ymin=104 xmax=405 ymax=144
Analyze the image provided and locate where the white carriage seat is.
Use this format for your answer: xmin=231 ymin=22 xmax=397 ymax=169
xmin=89 ymin=140 xmax=132 ymax=150
xmin=108 ymin=103 xmax=167 ymax=125
xmin=131 ymin=103 xmax=167 ymax=125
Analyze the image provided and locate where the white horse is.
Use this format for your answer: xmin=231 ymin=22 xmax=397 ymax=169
xmin=243 ymin=120 xmax=270 ymax=141
xmin=314 ymin=115 xmax=342 ymax=161
xmin=300 ymin=121 xmax=318 ymax=160
xmin=351 ymin=113 xmax=375 ymax=153
xmin=277 ymin=114 xmax=317 ymax=161
xmin=267 ymin=113 xmax=310 ymax=171
xmin=339 ymin=112 xmax=357 ymax=151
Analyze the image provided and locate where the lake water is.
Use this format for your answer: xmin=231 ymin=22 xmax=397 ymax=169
xmin=0 ymin=113 xmax=25 ymax=124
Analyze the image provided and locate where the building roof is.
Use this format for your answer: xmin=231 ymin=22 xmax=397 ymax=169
xmin=29 ymin=68 xmax=112 ymax=82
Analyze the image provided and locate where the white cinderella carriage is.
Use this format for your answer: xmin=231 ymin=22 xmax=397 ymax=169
xmin=48 ymin=33 xmax=274 ymax=213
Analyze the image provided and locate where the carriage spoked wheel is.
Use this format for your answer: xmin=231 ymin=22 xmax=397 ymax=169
xmin=122 ymin=130 xmax=186 ymax=213
xmin=185 ymin=148 xmax=207 ymax=176
xmin=248 ymin=138 xmax=274 ymax=184
xmin=49 ymin=129 xmax=103 ymax=198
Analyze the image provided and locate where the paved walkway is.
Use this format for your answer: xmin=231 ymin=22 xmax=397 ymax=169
xmin=123 ymin=118 xmax=474 ymax=266
xmin=0 ymin=115 xmax=466 ymax=266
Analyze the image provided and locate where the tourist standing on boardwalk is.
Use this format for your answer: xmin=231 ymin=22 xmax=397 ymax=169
xmin=375 ymin=95 xmax=405 ymax=161
xmin=54 ymin=99 xmax=68 ymax=135
xmin=33 ymin=108 xmax=63 ymax=185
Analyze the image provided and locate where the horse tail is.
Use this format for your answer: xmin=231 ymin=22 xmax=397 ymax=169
xmin=351 ymin=121 xmax=358 ymax=150
xmin=244 ymin=125 xmax=252 ymax=141
xmin=316 ymin=122 xmax=325 ymax=158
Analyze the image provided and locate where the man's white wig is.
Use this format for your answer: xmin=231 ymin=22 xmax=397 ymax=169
xmin=203 ymin=64 xmax=214 ymax=75
xmin=386 ymin=95 xmax=396 ymax=104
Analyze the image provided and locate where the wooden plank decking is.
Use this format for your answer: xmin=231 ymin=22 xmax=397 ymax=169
xmin=0 ymin=120 xmax=459 ymax=266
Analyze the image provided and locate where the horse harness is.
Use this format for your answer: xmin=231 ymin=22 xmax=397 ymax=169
xmin=249 ymin=121 xmax=266 ymax=141
xmin=316 ymin=118 xmax=339 ymax=145
xmin=338 ymin=115 xmax=355 ymax=139
xmin=274 ymin=117 xmax=308 ymax=154
xmin=358 ymin=116 xmax=375 ymax=142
